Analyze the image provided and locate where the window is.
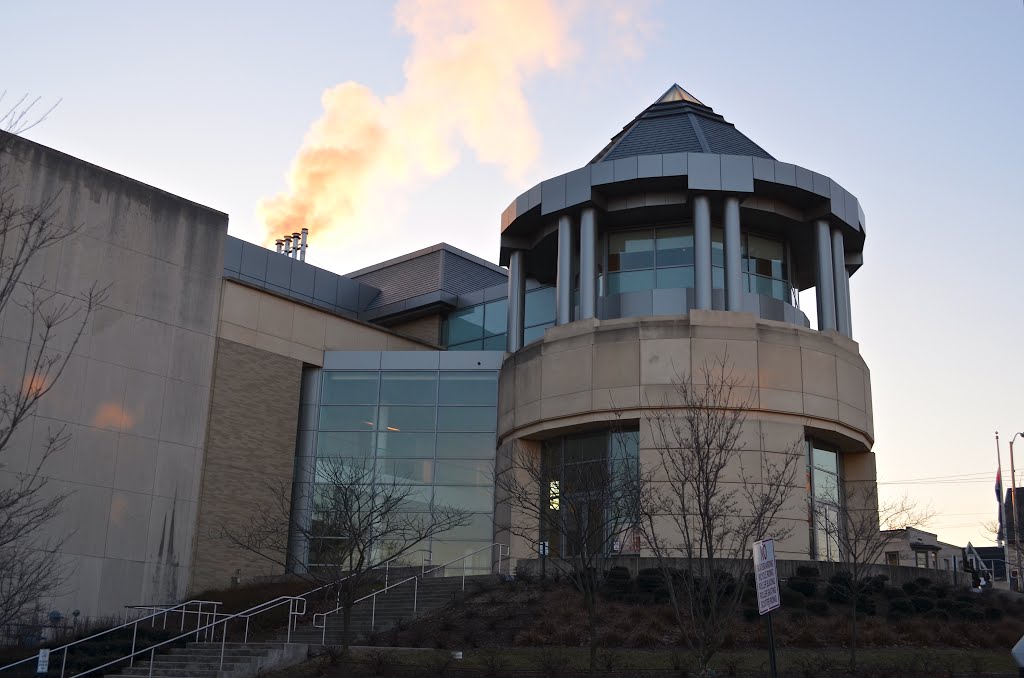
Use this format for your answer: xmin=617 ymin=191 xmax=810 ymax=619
xmin=744 ymin=234 xmax=789 ymax=302
xmin=915 ymin=551 xmax=928 ymax=569
xmin=445 ymin=298 xmax=508 ymax=350
xmin=885 ymin=551 xmax=900 ymax=567
xmin=540 ymin=429 xmax=639 ymax=559
xmin=807 ymin=441 xmax=841 ymax=561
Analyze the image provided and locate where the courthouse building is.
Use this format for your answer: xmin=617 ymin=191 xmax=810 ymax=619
xmin=0 ymin=85 xmax=874 ymax=618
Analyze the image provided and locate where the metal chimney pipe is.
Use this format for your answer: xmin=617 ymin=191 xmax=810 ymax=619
xmin=283 ymin=235 xmax=292 ymax=256
xmin=299 ymin=228 xmax=309 ymax=262
xmin=275 ymin=239 xmax=283 ymax=254
xmin=292 ymin=233 xmax=301 ymax=260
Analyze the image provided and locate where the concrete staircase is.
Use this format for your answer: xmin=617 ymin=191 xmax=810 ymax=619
xmin=108 ymin=642 xmax=307 ymax=678
xmin=287 ymin=574 xmax=497 ymax=646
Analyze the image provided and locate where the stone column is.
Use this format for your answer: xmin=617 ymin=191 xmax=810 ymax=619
xmin=831 ymin=226 xmax=851 ymax=337
xmin=815 ymin=219 xmax=836 ymax=331
xmin=507 ymin=250 xmax=526 ymax=352
xmin=693 ymin=195 xmax=712 ymax=310
xmin=724 ymin=196 xmax=742 ymax=311
xmin=556 ymin=214 xmax=574 ymax=325
xmin=579 ymin=207 xmax=597 ymax=320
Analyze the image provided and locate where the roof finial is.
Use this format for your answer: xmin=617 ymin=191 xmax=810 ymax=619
xmin=657 ymin=83 xmax=705 ymax=106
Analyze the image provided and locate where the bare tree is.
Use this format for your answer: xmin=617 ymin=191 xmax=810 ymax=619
xmin=220 ymin=455 xmax=470 ymax=653
xmin=830 ymin=485 xmax=930 ymax=672
xmin=0 ymin=95 xmax=105 ymax=638
xmin=634 ymin=357 xmax=801 ymax=675
xmin=494 ymin=430 xmax=639 ymax=676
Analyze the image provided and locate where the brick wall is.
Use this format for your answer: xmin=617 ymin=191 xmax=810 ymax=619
xmin=189 ymin=338 xmax=302 ymax=593
xmin=389 ymin=314 xmax=442 ymax=346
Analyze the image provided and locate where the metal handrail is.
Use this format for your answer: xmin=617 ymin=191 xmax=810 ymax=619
xmin=295 ymin=548 xmax=430 ymax=610
xmin=311 ymin=542 xmax=510 ymax=643
xmin=0 ymin=600 xmax=223 ymax=675
xmin=57 ymin=595 xmax=307 ymax=678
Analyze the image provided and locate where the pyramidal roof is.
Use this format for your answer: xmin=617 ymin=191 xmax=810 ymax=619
xmin=591 ymin=84 xmax=773 ymax=163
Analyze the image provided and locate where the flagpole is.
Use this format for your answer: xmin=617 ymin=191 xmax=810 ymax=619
xmin=998 ymin=432 xmax=1010 ymax=589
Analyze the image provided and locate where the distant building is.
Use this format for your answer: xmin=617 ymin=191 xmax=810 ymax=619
xmin=881 ymin=527 xmax=962 ymax=572
xmin=0 ymin=83 xmax=877 ymax=621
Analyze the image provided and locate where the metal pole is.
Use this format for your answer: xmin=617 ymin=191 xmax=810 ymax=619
xmin=148 ymin=647 xmax=155 ymax=678
xmin=130 ymin=624 xmax=137 ymax=667
xmin=999 ymin=433 xmax=1010 ymax=588
xmin=371 ymin=596 xmax=376 ymax=630
xmin=61 ymin=647 xmax=67 ymax=678
xmin=766 ymin=611 xmax=779 ymax=678
xmin=463 ymin=558 xmax=467 ymax=591
xmin=414 ymin=579 xmax=419 ymax=614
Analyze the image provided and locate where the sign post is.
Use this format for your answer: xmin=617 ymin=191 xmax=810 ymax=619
xmin=539 ymin=541 xmax=548 ymax=581
xmin=753 ymin=538 xmax=781 ymax=678
xmin=36 ymin=648 xmax=50 ymax=675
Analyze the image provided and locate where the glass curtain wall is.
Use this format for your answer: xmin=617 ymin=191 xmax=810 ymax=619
xmin=540 ymin=429 xmax=639 ymax=558
xmin=316 ymin=367 xmax=499 ymax=572
xmin=604 ymin=225 xmax=790 ymax=302
xmin=807 ymin=441 xmax=841 ymax=561
xmin=445 ymin=286 xmax=556 ymax=350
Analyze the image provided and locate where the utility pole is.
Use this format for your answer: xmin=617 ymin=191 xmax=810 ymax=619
xmin=999 ymin=433 xmax=1011 ymax=589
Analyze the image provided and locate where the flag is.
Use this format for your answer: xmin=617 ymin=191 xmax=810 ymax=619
xmin=997 ymin=469 xmax=1003 ymax=502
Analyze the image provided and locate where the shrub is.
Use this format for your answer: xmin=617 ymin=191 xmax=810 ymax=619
xmin=534 ymin=648 xmax=570 ymax=677
xmin=857 ymin=594 xmax=877 ymax=615
xmin=924 ymin=609 xmax=950 ymax=623
xmin=883 ymin=586 xmax=908 ymax=599
xmin=826 ymin=582 xmax=850 ymax=604
xmin=902 ymin=581 xmax=919 ymax=595
xmin=636 ymin=568 xmax=665 ymax=594
xmin=604 ymin=566 xmax=632 ymax=594
xmin=862 ymin=574 xmax=888 ymax=595
xmin=914 ymin=576 xmax=933 ymax=587
xmin=985 ymin=607 xmax=1004 ymax=621
xmin=780 ymin=587 xmax=807 ymax=609
xmin=889 ymin=598 xmax=914 ymax=615
xmin=807 ymin=600 xmax=830 ymax=616
xmin=787 ymin=578 xmax=817 ymax=598
xmin=742 ymin=607 xmax=759 ymax=622
xmin=911 ymin=597 xmax=934 ymax=613
xmin=795 ymin=565 xmax=820 ymax=579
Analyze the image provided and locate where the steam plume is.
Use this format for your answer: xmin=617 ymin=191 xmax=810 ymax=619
xmin=256 ymin=0 xmax=575 ymax=256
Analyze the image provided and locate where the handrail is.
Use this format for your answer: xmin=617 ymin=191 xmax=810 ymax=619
xmin=295 ymin=548 xmax=430 ymax=609
xmin=0 ymin=599 xmax=223 ymax=675
xmin=58 ymin=595 xmax=307 ymax=678
xmin=311 ymin=542 xmax=510 ymax=643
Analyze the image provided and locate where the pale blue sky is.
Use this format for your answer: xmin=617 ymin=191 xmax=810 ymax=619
xmin=7 ymin=1 xmax=1024 ymax=547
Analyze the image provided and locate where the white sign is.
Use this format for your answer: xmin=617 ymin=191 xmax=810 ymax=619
xmin=1012 ymin=634 xmax=1024 ymax=667
xmin=539 ymin=541 xmax=549 ymax=557
xmin=36 ymin=649 xmax=50 ymax=674
xmin=752 ymin=538 xmax=781 ymax=615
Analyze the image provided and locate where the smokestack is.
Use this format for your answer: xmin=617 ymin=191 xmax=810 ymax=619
xmin=275 ymin=239 xmax=283 ymax=254
xmin=283 ymin=235 xmax=292 ymax=257
xmin=299 ymin=228 xmax=309 ymax=262
xmin=292 ymin=232 xmax=301 ymax=260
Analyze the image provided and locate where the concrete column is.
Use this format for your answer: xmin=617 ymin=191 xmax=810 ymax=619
xmin=815 ymin=219 xmax=836 ymax=331
xmin=831 ymin=226 xmax=851 ymax=337
xmin=693 ymin=195 xmax=712 ymax=310
xmin=723 ymin=196 xmax=742 ymax=311
xmin=507 ymin=250 xmax=526 ymax=352
xmin=556 ymin=214 xmax=574 ymax=325
xmin=579 ymin=207 xmax=597 ymax=320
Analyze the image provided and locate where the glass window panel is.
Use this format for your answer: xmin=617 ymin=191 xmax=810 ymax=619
xmin=565 ymin=432 xmax=608 ymax=465
xmin=379 ymin=458 xmax=433 ymax=484
xmin=434 ymin=459 xmax=493 ymax=485
xmin=319 ymin=405 xmax=377 ymax=431
xmin=433 ymin=485 xmax=494 ymax=513
xmin=655 ymin=226 xmax=693 ymax=267
xmin=813 ymin=468 xmax=840 ymax=503
xmin=606 ymin=269 xmax=655 ymax=295
xmin=523 ymin=323 xmax=551 ymax=345
xmin=482 ymin=334 xmax=506 ymax=350
xmin=655 ymin=266 xmax=694 ymax=289
xmin=611 ymin=430 xmax=640 ymax=460
xmin=438 ymin=372 xmax=498 ymax=406
xmin=813 ymin=447 xmax=838 ymax=473
xmin=524 ymin=287 xmax=556 ymax=327
xmin=427 ymin=540 xmax=492 ymax=571
xmin=435 ymin=432 xmax=496 ymax=459
xmin=772 ymin=279 xmax=788 ymax=302
xmin=432 ymin=514 xmax=494 ymax=541
xmin=377 ymin=431 xmax=435 ymax=458
xmin=483 ymin=299 xmax=508 ymax=337
xmin=317 ymin=431 xmax=375 ymax=458
xmin=321 ymin=372 xmax=379 ymax=405
xmin=380 ymin=372 xmax=437 ymax=405
xmin=397 ymin=486 xmax=433 ymax=512
xmin=751 ymin=274 xmax=774 ymax=297
xmin=449 ymin=340 xmax=483 ymax=351
xmin=608 ymin=230 xmax=654 ymax=271
xmin=315 ymin=456 xmax=375 ymax=484
xmin=447 ymin=306 xmax=485 ymax=345
xmin=711 ymin=228 xmax=725 ymax=268
xmin=377 ymin=405 xmax=436 ymax=431
xmin=436 ymin=406 xmax=497 ymax=432
xmin=712 ymin=267 xmax=724 ymax=290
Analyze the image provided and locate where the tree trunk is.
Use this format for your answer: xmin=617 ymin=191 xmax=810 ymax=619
xmin=849 ymin=594 xmax=858 ymax=671
xmin=585 ymin=586 xmax=597 ymax=676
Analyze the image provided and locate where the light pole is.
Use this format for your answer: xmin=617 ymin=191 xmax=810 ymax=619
xmin=1011 ymin=432 xmax=1024 ymax=590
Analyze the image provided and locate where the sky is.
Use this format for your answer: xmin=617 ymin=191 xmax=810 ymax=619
xmin=6 ymin=1 xmax=1024 ymax=549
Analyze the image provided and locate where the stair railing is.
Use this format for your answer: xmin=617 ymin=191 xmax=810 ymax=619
xmin=0 ymin=599 xmax=223 ymax=677
xmin=40 ymin=595 xmax=307 ymax=678
xmin=311 ymin=542 xmax=510 ymax=644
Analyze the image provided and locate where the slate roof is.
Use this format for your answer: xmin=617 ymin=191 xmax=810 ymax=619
xmin=592 ymin=84 xmax=774 ymax=163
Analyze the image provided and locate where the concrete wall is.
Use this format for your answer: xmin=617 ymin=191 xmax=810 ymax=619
xmin=0 ymin=136 xmax=226 ymax=618
xmin=189 ymin=339 xmax=302 ymax=593
xmin=496 ymin=310 xmax=875 ymax=563
xmin=218 ymin=280 xmax=433 ymax=364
